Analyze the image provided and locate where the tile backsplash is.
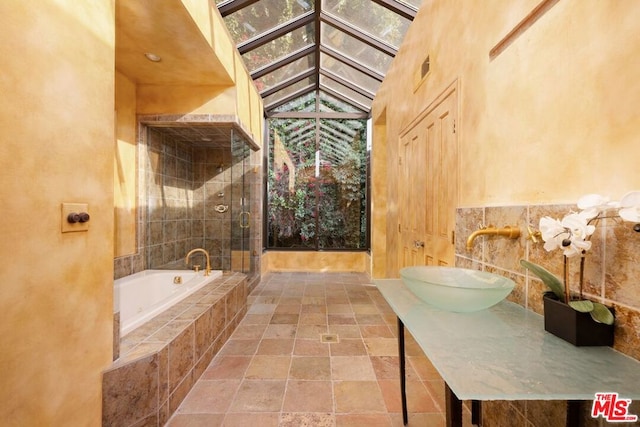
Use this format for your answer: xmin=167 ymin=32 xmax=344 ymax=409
xmin=455 ymin=203 xmax=640 ymax=426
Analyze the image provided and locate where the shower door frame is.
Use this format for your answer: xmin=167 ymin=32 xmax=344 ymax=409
xmin=230 ymin=129 xmax=255 ymax=278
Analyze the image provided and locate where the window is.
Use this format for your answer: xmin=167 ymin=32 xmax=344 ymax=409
xmin=266 ymin=94 xmax=369 ymax=250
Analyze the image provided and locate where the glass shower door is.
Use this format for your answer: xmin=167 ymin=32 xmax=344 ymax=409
xmin=230 ymin=130 xmax=253 ymax=276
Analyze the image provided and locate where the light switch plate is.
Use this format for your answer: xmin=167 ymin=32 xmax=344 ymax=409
xmin=61 ymin=203 xmax=89 ymax=233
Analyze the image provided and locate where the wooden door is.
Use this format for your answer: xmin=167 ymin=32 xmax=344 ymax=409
xmin=399 ymin=128 xmax=426 ymax=268
xmin=399 ymin=85 xmax=458 ymax=269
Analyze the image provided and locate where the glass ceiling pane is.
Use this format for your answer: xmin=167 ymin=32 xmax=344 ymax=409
xmin=319 ymin=91 xmax=361 ymax=113
xmin=242 ymin=24 xmax=315 ymax=73
xmin=282 ymin=118 xmax=313 ymax=134
xmin=320 ymin=53 xmax=380 ymax=96
xmin=319 ymin=118 xmax=366 ymax=166
xmin=323 ymin=0 xmax=411 ymax=49
xmin=273 ymin=92 xmax=317 ymax=113
xmin=289 ymin=124 xmax=315 ymax=139
xmin=255 ymin=54 xmax=315 ymax=94
xmin=224 ymin=0 xmax=314 ymax=44
xmin=320 ymin=75 xmax=372 ymax=110
xmin=321 ymin=23 xmax=392 ymax=76
xmin=288 ymin=129 xmax=316 ymax=147
xmin=263 ymin=77 xmax=315 ymax=108
xmin=324 ymin=117 xmax=364 ymax=134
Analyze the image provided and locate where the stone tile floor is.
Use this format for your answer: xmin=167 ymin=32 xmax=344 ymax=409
xmin=167 ymin=272 xmax=469 ymax=426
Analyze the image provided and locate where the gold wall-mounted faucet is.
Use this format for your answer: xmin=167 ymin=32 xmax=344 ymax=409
xmin=466 ymin=225 xmax=521 ymax=250
xmin=185 ymin=248 xmax=211 ymax=276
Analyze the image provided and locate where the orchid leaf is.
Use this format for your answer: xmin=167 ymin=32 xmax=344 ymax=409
xmin=519 ymin=259 xmax=565 ymax=300
xmin=568 ymin=300 xmax=594 ymax=313
xmin=590 ymin=302 xmax=615 ymax=325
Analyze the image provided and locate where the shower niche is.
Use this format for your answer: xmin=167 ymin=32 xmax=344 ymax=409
xmin=140 ymin=119 xmax=261 ymax=287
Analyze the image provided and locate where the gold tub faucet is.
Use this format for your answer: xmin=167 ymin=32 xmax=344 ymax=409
xmin=185 ymin=248 xmax=211 ymax=276
xmin=466 ymin=225 xmax=521 ymax=250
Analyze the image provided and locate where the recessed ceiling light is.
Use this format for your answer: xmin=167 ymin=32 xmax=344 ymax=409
xmin=201 ymin=137 xmax=212 ymax=142
xmin=144 ymin=53 xmax=162 ymax=62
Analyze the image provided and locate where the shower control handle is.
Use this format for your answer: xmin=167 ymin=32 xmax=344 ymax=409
xmin=239 ymin=211 xmax=251 ymax=229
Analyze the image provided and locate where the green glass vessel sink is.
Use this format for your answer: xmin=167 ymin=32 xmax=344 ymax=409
xmin=399 ymin=266 xmax=515 ymax=312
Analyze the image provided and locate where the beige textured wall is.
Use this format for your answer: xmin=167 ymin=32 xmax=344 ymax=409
xmin=0 ymin=1 xmax=115 ymax=425
xmin=181 ymin=0 xmax=236 ymax=78
xmin=372 ymin=0 xmax=640 ymax=277
xmin=263 ymin=251 xmax=369 ymax=274
xmin=122 ymin=0 xmax=263 ymax=145
xmin=136 ymin=84 xmax=234 ymax=115
xmin=115 ymin=71 xmax=137 ymax=256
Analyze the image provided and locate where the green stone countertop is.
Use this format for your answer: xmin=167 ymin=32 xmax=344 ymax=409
xmin=374 ymin=279 xmax=640 ymax=401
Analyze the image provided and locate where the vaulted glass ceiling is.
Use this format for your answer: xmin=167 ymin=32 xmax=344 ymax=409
xmin=216 ymin=0 xmax=421 ymax=116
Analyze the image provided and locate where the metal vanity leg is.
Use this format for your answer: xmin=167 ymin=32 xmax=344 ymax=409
xmin=566 ymin=400 xmax=581 ymax=427
xmin=445 ymin=383 xmax=463 ymax=427
xmin=472 ymin=400 xmax=482 ymax=426
xmin=397 ymin=317 xmax=408 ymax=425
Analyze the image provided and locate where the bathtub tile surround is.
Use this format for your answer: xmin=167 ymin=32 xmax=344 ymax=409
xmin=102 ymin=272 xmax=247 ymax=427
xmin=113 ymin=312 xmax=120 ymax=361
xmin=456 ymin=203 xmax=640 ymax=425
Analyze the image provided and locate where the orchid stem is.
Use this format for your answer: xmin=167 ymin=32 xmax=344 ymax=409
xmin=563 ymin=255 xmax=570 ymax=303
xmin=579 ymin=253 xmax=585 ymax=300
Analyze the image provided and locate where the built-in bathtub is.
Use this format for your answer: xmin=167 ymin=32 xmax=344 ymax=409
xmin=103 ymin=271 xmax=247 ymax=427
xmin=115 ymin=269 xmax=223 ymax=336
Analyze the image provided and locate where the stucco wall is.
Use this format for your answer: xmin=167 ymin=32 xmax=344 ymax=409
xmin=372 ymin=0 xmax=640 ymax=276
xmin=263 ymin=251 xmax=369 ymax=274
xmin=0 ymin=1 xmax=115 ymax=425
xmin=115 ymin=71 xmax=138 ymax=257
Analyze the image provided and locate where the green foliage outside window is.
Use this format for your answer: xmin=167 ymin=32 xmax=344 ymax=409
xmin=267 ymin=113 xmax=368 ymax=249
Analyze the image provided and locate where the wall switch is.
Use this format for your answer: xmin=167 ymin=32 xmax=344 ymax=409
xmin=62 ymin=203 xmax=89 ymax=233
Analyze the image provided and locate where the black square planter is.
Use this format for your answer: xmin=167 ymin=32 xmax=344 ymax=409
xmin=543 ymin=292 xmax=614 ymax=346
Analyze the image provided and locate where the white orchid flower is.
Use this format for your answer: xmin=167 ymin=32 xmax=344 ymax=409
xmin=539 ymin=216 xmax=568 ymax=252
xmin=618 ymin=191 xmax=640 ymax=222
xmin=560 ymin=212 xmax=594 ymax=257
xmin=538 ymin=213 xmax=594 ymax=257
xmin=576 ymin=193 xmax=619 ymax=219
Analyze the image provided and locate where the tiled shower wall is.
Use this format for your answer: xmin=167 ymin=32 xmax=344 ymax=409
xmin=455 ymin=204 xmax=640 ymax=426
xmin=145 ymin=129 xmax=198 ymax=268
xmin=114 ymin=124 xmax=262 ymax=281
xmin=144 ymin=132 xmax=238 ymax=271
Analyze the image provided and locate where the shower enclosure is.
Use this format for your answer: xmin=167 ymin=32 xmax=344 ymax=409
xmin=141 ymin=122 xmax=260 ymax=287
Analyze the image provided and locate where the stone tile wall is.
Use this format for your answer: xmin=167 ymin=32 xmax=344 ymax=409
xmin=102 ymin=273 xmax=247 ymax=426
xmin=114 ymin=116 xmax=263 ymax=281
xmin=455 ymin=204 xmax=640 ymax=426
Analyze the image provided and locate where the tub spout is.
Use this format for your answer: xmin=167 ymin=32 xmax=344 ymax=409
xmin=185 ymin=248 xmax=211 ymax=276
xmin=466 ymin=225 xmax=521 ymax=251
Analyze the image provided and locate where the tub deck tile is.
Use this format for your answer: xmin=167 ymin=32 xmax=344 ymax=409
xmin=105 ymin=272 xmax=247 ymax=427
